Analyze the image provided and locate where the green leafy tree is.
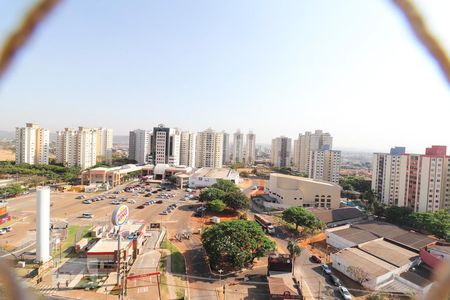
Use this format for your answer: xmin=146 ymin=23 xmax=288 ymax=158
xmin=282 ymin=207 xmax=321 ymax=231
xmin=211 ymin=179 xmax=240 ymax=193
xmin=167 ymin=175 xmax=178 ymax=185
xmin=199 ymin=188 xmax=226 ymax=202
xmin=208 ymin=199 xmax=226 ymax=213
xmin=201 ymin=220 xmax=276 ymax=270
xmin=287 ymin=240 xmax=302 ymax=274
xmin=223 ymin=191 xmax=250 ymax=210
xmin=339 ymin=175 xmax=371 ymax=193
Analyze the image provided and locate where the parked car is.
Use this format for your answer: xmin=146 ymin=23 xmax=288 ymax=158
xmin=128 ymin=199 xmax=136 ymax=204
xmin=111 ymin=200 xmax=120 ymax=205
xmin=338 ymin=286 xmax=352 ymax=300
xmin=82 ymin=212 xmax=94 ymax=218
xmin=82 ymin=200 xmax=92 ymax=204
xmin=311 ymin=255 xmax=322 ymax=263
xmin=160 ymin=211 xmax=168 ymax=215
xmin=76 ymin=195 xmax=86 ymax=199
xmin=5 ymin=226 xmax=12 ymax=232
xmin=156 ymin=200 xmax=163 ymax=204
xmin=330 ymin=275 xmax=341 ymax=286
xmin=321 ymin=264 xmax=332 ymax=275
xmin=144 ymin=193 xmax=152 ymax=197
xmin=0 ymin=228 xmax=5 ymax=235
xmin=137 ymin=205 xmax=145 ymax=209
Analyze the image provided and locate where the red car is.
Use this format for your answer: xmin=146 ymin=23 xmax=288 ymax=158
xmin=311 ymin=255 xmax=322 ymax=263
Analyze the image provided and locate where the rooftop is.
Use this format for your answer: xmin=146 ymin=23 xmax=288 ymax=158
xmin=308 ymin=207 xmax=365 ymax=224
xmin=358 ymin=239 xmax=418 ymax=267
xmin=87 ymin=238 xmax=131 ymax=254
xmin=270 ymin=173 xmax=339 ymax=187
xmin=267 ymin=276 xmax=299 ymax=298
xmin=399 ymin=264 xmax=433 ymax=288
xmin=333 ymin=247 xmax=397 ymax=277
xmin=352 ymin=222 xmax=436 ymax=251
xmin=192 ymin=168 xmax=238 ymax=179
xmin=330 ymin=227 xmax=379 ymax=244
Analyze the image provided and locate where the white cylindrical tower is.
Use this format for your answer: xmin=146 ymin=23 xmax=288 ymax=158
xmin=36 ymin=186 xmax=51 ymax=263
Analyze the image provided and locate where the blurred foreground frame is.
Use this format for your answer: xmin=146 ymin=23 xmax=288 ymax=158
xmin=0 ymin=0 xmax=449 ymax=299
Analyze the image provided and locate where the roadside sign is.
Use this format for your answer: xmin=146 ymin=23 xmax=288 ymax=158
xmin=112 ymin=205 xmax=129 ymax=226
xmin=150 ymin=223 xmax=160 ymax=229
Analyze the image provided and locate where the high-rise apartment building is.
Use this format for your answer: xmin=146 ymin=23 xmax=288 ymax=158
xmin=245 ymin=132 xmax=256 ymax=165
xmin=308 ymin=150 xmax=341 ymax=184
xmin=195 ymin=128 xmax=223 ymax=168
xmin=56 ymin=127 xmax=97 ymax=169
xmin=15 ymin=123 xmax=49 ymax=165
xmin=232 ymin=130 xmax=245 ymax=164
xmin=293 ymin=130 xmax=333 ymax=173
xmin=222 ymin=131 xmax=230 ymax=165
xmin=180 ymin=131 xmax=196 ymax=167
xmin=271 ymin=136 xmax=292 ymax=168
xmin=95 ymin=128 xmax=113 ymax=164
xmin=128 ymin=129 xmax=151 ymax=165
xmin=372 ymin=145 xmax=450 ymax=213
xmin=150 ymin=125 xmax=181 ymax=166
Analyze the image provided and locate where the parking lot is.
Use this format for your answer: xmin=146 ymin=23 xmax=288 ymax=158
xmin=0 ymin=180 xmax=198 ymax=252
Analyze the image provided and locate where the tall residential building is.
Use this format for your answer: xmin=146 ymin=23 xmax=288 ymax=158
xmin=232 ymin=130 xmax=245 ymax=164
xmin=222 ymin=131 xmax=230 ymax=165
xmin=293 ymin=130 xmax=333 ymax=173
xmin=150 ymin=125 xmax=181 ymax=166
xmin=245 ymin=132 xmax=256 ymax=165
xmin=271 ymin=136 xmax=292 ymax=168
xmin=308 ymin=150 xmax=341 ymax=184
xmin=128 ymin=129 xmax=150 ymax=165
xmin=195 ymin=128 xmax=223 ymax=168
xmin=95 ymin=128 xmax=113 ymax=164
xmin=180 ymin=131 xmax=196 ymax=167
xmin=56 ymin=127 xmax=97 ymax=169
xmin=371 ymin=146 xmax=450 ymax=213
xmin=15 ymin=123 xmax=49 ymax=165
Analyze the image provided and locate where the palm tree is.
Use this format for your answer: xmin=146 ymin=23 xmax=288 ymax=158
xmin=287 ymin=240 xmax=302 ymax=275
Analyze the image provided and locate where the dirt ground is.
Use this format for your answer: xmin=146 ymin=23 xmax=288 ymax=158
xmin=0 ymin=147 xmax=15 ymax=161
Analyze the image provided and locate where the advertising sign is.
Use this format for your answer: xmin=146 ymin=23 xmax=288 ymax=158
xmin=111 ymin=205 xmax=129 ymax=226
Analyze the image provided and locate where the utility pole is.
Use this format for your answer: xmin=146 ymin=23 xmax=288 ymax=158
xmin=157 ymin=274 xmax=162 ymax=300
xmin=318 ymin=280 xmax=321 ymax=300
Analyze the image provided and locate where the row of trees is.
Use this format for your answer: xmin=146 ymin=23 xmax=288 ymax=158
xmin=0 ymin=183 xmax=27 ymax=198
xmin=0 ymin=161 xmax=81 ymax=183
xmin=281 ymin=206 xmax=323 ymax=232
xmin=199 ymin=179 xmax=250 ymax=212
xmin=374 ymin=205 xmax=449 ymax=241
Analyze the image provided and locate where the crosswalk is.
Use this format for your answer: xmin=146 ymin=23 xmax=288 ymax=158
xmin=33 ymin=283 xmax=58 ymax=296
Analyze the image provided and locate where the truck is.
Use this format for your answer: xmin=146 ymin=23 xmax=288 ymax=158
xmin=254 ymin=214 xmax=276 ymax=235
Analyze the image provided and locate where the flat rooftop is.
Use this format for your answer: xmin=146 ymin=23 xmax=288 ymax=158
xmin=308 ymin=207 xmax=365 ymax=224
xmin=334 ymin=247 xmax=397 ymax=278
xmin=270 ymin=173 xmax=339 ymax=188
xmin=87 ymin=238 xmax=131 ymax=254
xmin=359 ymin=239 xmax=418 ymax=267
xmin=192 ymin=168 xmax=238 ymax=179
xmin=331 ymin=227 xmax=379 ymax=244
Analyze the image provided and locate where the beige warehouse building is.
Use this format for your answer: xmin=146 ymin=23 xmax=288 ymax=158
xmin=265 ymin=173 xmax=341 ymax=209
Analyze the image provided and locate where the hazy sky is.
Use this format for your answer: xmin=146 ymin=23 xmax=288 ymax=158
xmin=0 ymin=1 xmax=449 ymax=152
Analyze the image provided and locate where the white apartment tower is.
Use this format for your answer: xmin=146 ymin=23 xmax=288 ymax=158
xmin=150 ymin=125 xmax=181 ymax=166
xmin=271 ymin=136 xmax=292 ymax=168
xmin=56 ymin=127 xmax=97 ymax=169
xmin=128 ymin=129 xmax=151 ymax=165
xmin=245 ymin=132 xmax=256 ymax=165
xmin=293 ymin=130 xmax=333 ymax=173
xmin=195 ymin=128 xmax=223 ymax=168
xmin=222 ymin=131 xmax=230 ymax=165
xmin=180 ymin=131 xmax=196 ymax=167
xmin=232 ymin=130 xmax=245 ymax=164
xmin=95 ymin=128 xmax=113 ymax=164
xmin=15 ymin=123 xmax=49 ymax=165
xmin=308 ymin=150 xmax=341 ymax=184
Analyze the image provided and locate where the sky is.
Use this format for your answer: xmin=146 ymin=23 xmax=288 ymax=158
xmin=0 ymin=0 xmax=449 ymax=153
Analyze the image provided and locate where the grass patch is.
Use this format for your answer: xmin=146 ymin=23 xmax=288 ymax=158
xmin=75 ymin=275 xmax=107 ymax=290
xmin=160 ymin=239 xmax=185 ymax=274
xmin=53 ymin=225 xmax=91 ymax=258
xmin=0 ymin=219 xmax=15 ymax=229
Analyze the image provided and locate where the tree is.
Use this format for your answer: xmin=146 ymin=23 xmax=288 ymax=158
xmin=287 ymin=240 xmax=302 ymax=275
xmin=208 ymin=199 xmax=226 ymax=213
xmin=167 ymin=175 xmax=177 ymax=185
xmin=282 ymin=207 xmax=321 ymax=231
xmin=211 ymin=179 xmax=240 ymax=193
xmin=25 ymin=175 xmax=46 ymax=188
xmin=239 ymin=171 xmax=249 ymax=178
xmin=224 ymin=191 xmax=250 ymax=210
xmin=199 ymin=188 xmax=226 ymax=202
xmin=346 ymin=265 xmax=369 ymax=284
xmin=201 ymin=220 xmax=276 ymax=270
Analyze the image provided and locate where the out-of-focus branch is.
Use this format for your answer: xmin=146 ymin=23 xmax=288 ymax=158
xmin=392 ymin=0 xmax=450 ymax=85
xmin=0 ymin=0 xmax=61 ymax=81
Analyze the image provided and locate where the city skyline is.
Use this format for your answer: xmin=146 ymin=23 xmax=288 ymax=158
xmin=1 ymin=1 xmax=449 ymax=153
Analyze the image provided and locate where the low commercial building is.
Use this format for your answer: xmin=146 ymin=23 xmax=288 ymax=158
xmin=188 ymin=167 xmax=239 ymax=188
xmin=307 ymin=207 xmax=367 ymax=228
xmin=81 ymin=164 xmax=144 ymax=188
xmin=86 ymin=223 xmax=145 ymax=274
xmin=142 ymin=164 xmax=193 ymax=180
xmin=265 ymin=173 xmax=341 ymax=209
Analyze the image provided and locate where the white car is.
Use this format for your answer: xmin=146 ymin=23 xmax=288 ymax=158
xmin=128 ymin=199 xmax=136 ymax=204
xmin=338 ymin=286 xmax=352 ymax=300
xmin=82 ymin=212 xmax=94 ymax=218
xmin=111 ymin=200 xmax=120 ymax=205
